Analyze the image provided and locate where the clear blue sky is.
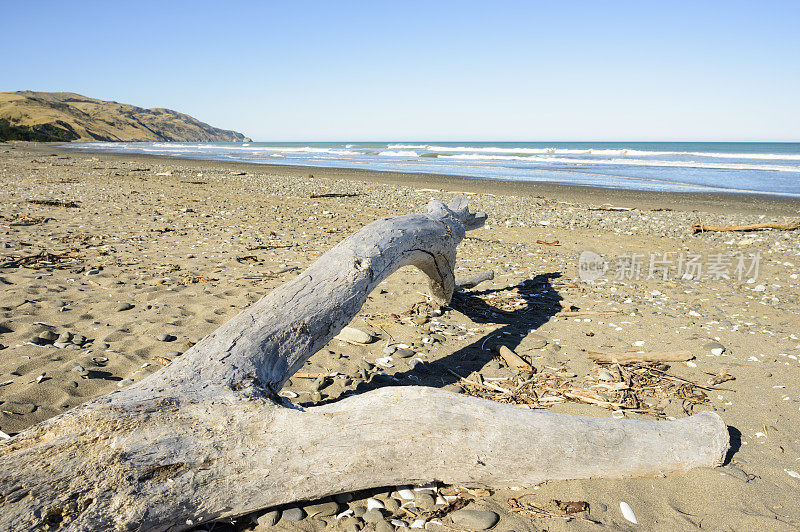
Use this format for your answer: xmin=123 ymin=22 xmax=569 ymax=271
xmin=4 ymin=1 xmax=799 ymax=141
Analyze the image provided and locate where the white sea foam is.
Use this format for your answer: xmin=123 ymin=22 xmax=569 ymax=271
xmin=379 ymin=150 xmax=419 ymax=157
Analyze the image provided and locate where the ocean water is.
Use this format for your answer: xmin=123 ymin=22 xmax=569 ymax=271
xmin=68 ymin=141 xmax=800 ymax=197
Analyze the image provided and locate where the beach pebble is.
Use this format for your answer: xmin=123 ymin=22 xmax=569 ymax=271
xmin=383 ymin=345 xmax=397 ymax=355
xmin=383 ymin=497 xmax=400 ymax=512
xmin=335 ymin=492 xmax=354 ymax=504
xmin=414 ymin=492 xmax=435 ymax=509
xmin=375 ymin=520 xmax=395 ymax=532
xmin=704 ymin=341 xmax=725 ymax=355
xmin=38 ymin=330 xmax=58 ymax=342
xmin=165 ymin=351 xmax=183 ymax=357
xmin=412 ymin=316 xmax=429 ymax=325
xmin=619 ymin=501 xmax=637 ymax=524
xmin=304 ymin=500 xmax=339 ymax=517
xmin=54 ymin=341 xmax=72 ymax=349
xmin=72 ymin=335 xmax=87 ymax=346
xmin=362 ymin=509 xmax=385 ymax=523
xmin=117 ymin=379 xmax=134 ymax=388
xmin=335 ymin=326 xmax=374 ymax=344
xmin=396 ymin=488 xmax=415 ymax=500
xmin=525 ymin=334 xmax=548 ymax=349
xmin=281 ymin=506 xmax=306 ymax=522
xmin=56 ymin=332 xmax=73 ymax=343
xmin=116 ymin=302 xmax=134 ymax=311
xmin=256 ymin=509 xmax=281 ymax=527
xmin=394 ymin=348 xmax=415 ymax=358
xmin=156 ymin=333 xmax=176 ymax=342
xmin=450 ymin=509 xmax=499 ymax=531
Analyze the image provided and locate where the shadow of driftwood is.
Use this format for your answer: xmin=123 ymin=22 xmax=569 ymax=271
xmin=340 ymin=272 xmax=564 ymax=398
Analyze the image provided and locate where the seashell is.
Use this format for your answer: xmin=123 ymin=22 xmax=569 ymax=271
xmin=410 ymin=519 xmax=426 ymax=529
xmin=92 ymin=356 xmax=108 ymax=364
xmin=435 ymin=496 xmax=446 ymax=505
xmin=366 ymin=498 xmax=384 ymax=511
xmin=0 ymin=429 xmax=10 ymax=439
xmin=391 ymin=520 xmax=408 ymax=527
xmin=279 ymin=391 xmax=298 ymax=399
xmin=612 ymin=410 xmax=625 ymax=419
xmin=396 ymin=343 xmax=410 ymax=349
xmin=335 ymin=510 xmax=353 ymax=519
xmin=620 ymin=501 xmax=637 ymax=524
xmin=786 ymin=469 xmax=800 ymax=479
xmin=425 ymin=520 xmax=442 ymax=529
xmin=413 ymin=483 xmax=437 ymax=491
xmin=396 ymin=488 xmax=415 ymax=500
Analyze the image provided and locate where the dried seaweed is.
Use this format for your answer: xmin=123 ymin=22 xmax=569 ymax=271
xmin=458 ymin=360 xmax=712 ymax=417
xmin=27 ymin=199 xmax=80 ymax=208
xmin=0 ymin=250 xmax=80 ymax=269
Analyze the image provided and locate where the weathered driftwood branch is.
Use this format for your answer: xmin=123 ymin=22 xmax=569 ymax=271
xmin=0 ymin=198 xmax=728 ymax=531
xmin=692 ymin=217 xmax=800 ymax=234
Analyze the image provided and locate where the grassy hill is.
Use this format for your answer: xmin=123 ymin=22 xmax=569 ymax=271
xmin=0 ymin=91 xmax=250 ymax=142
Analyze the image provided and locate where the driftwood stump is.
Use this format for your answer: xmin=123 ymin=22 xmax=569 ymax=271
xmin=0 ymin=198 xmax=729 ymax=531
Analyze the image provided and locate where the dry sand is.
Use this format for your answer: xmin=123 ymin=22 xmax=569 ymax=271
xmin=1 ymin=142 xmax=800 ymax=531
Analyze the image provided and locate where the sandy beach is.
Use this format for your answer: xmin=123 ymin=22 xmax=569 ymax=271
xmin=2 ymin=142 xmax=800 ymax=531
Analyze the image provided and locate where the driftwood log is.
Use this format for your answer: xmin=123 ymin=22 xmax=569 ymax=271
xmin=0 ymin=198 xmax=729 ymax=531
xmin=692 ymin=217 xmax=800 ymax=234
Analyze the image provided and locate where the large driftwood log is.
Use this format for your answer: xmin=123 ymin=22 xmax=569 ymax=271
xmin=0 ymin=198 xmax=729 ymax=531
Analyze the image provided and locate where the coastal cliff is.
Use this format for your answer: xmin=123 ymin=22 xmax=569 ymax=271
xmin=0 ymin=91 xmax=251 ymax=142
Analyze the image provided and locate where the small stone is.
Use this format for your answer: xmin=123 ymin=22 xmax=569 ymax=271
xmin=165 ymin=351 xmax=182 ymax=357
xmin=352 ymin=506 xmax=367 ymax=517
xmin=334 ymin=493 xmax=353 ymax=504
xmin=116 ymin=302 xmax=134 ymax=312
xmin=383 ymin=497 xmax=400 ymax=512
xmin=394 ymin=348 xmax=415 ymax=358
xmin=411 ymin=316 xmax=429 ymax=326
xmin=311 ymin=391 xmax=323 ymax=402
xmin=346 ymin=524 xmax=362 ymax=532
xmin=72 ymin=335 xmax=87 ymax=346
xmin=71 ymin=363 xmax=85 ymax=372
xmin=414 ymin=493 xmax=435 ymax=509
xmin=56 ymin=332 xmax=73 ymax=343
xmin=383 ymin=345 xmax=398 ymax=355
xmin=53 ymin=342 xmax=71 ymax=349
xmin=703 ymin=341 xmax=725 ymax=356
xmin=362 ymin=509 xmax=385 ymax=523
xmin=525 ymin=334 xmax=548 ymax=349
xmin=67 ymin=380 xmax=79 ymax=389
xmin=335 ymin=326 xmax=374 ymax=344
xmin=117 ymin=379 xmax=134 ymax=388
xmin=304 ymin=500 xmax=339 ymax=517
xmin=281 ymin=506 xmax=306 ymax=522
xmin=39 ymin=330 xmax=58 ymax=342
xmin=156 ymin=333 xmax=176 ymax=342
xmin=256 ymin=509 xmax=281 ymax=527
xmin=443 ymin=384 xmax=463 ymax=393
xmin=450 ymin=509 xmax=499 ymax=531
xmin=375 ymin=520 xmax=395 ymax=532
